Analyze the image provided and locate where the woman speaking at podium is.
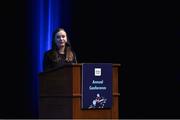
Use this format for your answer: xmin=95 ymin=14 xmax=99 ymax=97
xmin=43 ymin=28 xmax=77 ymax=71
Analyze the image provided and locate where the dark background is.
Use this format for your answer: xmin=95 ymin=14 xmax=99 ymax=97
xmin=0 ymin=0 xmax=180 ymax=118
xmin=71 ymin=1 xmax=180 ymax=118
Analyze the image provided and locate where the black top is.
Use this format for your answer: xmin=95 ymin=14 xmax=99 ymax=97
xmin=43 ymin=49 xmax=77 ymax=72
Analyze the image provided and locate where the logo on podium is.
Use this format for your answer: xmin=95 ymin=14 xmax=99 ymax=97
xmin=94 ymin=68 xmax=101 ymax=76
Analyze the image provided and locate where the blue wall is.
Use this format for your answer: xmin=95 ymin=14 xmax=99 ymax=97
xmin=27 ymin=0 xmax=72 ymax=117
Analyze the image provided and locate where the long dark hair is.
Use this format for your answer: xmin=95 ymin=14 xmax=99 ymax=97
xmin=51 ymin=28 xmax=71 ymax=50
xmin=51 ymin=28 xmax=76 ymax=62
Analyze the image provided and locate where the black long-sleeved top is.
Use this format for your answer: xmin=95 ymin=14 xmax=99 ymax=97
xmin=43 ymin=49 xmax=77 ymax=72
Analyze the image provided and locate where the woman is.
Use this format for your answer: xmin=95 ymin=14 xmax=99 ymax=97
xmin=43 ymin=28 xmax=77 ymax=71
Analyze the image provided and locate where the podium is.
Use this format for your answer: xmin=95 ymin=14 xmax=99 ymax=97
xmin=38 ymin=63 xmax=120 ymax=119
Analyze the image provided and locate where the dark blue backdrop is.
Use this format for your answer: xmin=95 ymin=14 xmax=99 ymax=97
xmin=26 ymin=0 xmax=72 ymax=117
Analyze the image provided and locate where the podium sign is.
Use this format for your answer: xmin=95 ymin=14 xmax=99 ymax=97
xmin=82 ymin=63 xmax=112 ymax=109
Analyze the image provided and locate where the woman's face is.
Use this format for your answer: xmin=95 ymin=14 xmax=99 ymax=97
xmin=55 ymin=30 xmax=67 ymax=48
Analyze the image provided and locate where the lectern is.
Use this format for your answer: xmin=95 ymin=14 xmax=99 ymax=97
xmin=38 ymin=63 xmax=120 ymax=119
